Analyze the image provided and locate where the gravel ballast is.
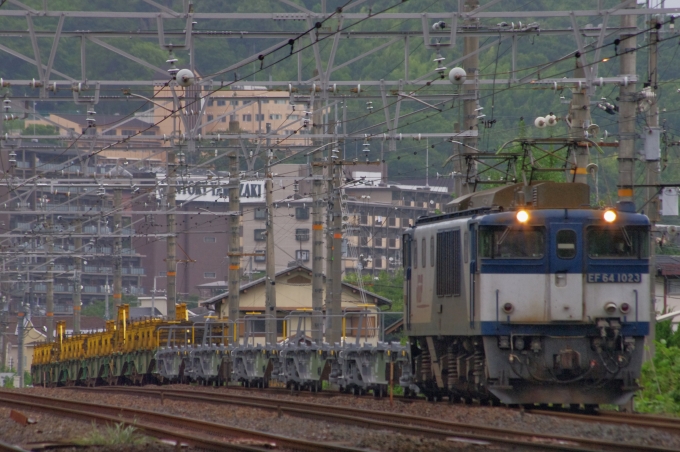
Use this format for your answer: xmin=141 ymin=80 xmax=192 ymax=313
xmin=0 ymin=386 xmax=678 ymax=451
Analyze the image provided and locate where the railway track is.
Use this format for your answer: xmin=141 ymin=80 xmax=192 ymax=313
xmin=65 ymin=385 xmax=673 ymax=452
xmin=529 ymin=408 xmax=680 ymax=435
xmin=0 ymin=389 xmax=363 ymax=452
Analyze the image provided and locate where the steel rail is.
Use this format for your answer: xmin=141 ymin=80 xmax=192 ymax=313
xmin=70 ymin=386 xmax=668 ymax=452
xmin=0 ymin=390 xmax=362 ymax=452
xmin=0 ymin=439 xmax=28 ymax=452
xmin=529 ymin=408 xmax=680 ymax=435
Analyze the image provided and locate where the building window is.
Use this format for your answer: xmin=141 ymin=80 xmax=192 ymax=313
xmin=374 ymin=257 xmax=383 ymax=269
xmin=254 ymin=251 xmax=266 ymax=262
xmin=275 ymin=99 xmax=287 ymax=104
xmin=159 ymin=271 xmax=165 ymax=276
xmin=254 ymin=229 xmax=266 ymax=241
xmin=389 ymin=238 xmax=397 ymax=248
xmin=204 ymin=236 xmax=216 ymax=243
xmin=296 ymin=250 xmax=310 ymax=262
xmin=207 ymin=115 xmax=214 ymax=121
xmin=217 ymin=100 xmax=226 ymax=106
xmin=360 ymin=214 xmax=368 ymax=225
xmin=254 ymin=208 xmax=266 ymax=220
xmin=269 ymin=114 xmax=282 ymax=120
xmin=208 ymin=99 xmax=214 ymax=106
xmin=360 ymin=236 xmax=368 ymax=246
xmin=290 ymin=114 xmax=299 ymax=120
xmin=142 ymin=130 xmax=156 ymax=135
xmin=295 ymin=207 xmax=309 ymax=220
xmin=204 ymin=272 xmax=217 ymax=278
xmin=103 ymin=129 xmax=117 ymax=136
xmin=402 ymin=217 xmax=411 ymax=227
xmin=243 ymin=100 xmax=252 ymax=105
xmin=388 ymin=216 xmax=396 ymax=227
xmin=221 ymin=117 xmax=227 ymax=122
xmin=242 ymin=114 xmax=252 ymax=122
xmin=255 ymin=114 xmax=264 ymax=121
xmin=295 ymin=228 xmax=310 ymax=241
xmin=121 ymin=129 xmax=135 ymax=136
xmin=375 ymin=237 xmax=383 ymax=247
xmin=230 ymin=100 xmax=238 ymax=106
xmin=261 ymin=99 xmax=269 ymax=104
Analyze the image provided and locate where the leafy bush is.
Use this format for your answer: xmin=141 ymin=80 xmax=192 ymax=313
xmin=636 ymin=340 xmax=680 ymax=416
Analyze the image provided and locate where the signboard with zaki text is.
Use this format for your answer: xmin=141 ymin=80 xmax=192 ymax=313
xmin=156 ymin=176 xmax=265 ymax=203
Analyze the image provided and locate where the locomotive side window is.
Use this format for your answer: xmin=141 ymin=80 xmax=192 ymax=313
xmin=413 ymin=238 xmax=418 ymax=269
xmin=422 ymin=238 xmax=427 ymax=268
xmin=587 ymin=226 xmax=649 ymax=259
xmin=436 ymin=230 xmax=462 ymax=297
xmin=479 ymin=226 xmax=545 ymax=259
xmin=556 ymin=230 xmax=577 ymax=259
xmin=430 ymin=236 xmax=435 ymax=267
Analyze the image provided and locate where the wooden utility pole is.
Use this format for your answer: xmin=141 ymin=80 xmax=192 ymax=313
xmin=113 ymin=189 xmax=123 ymax=311
xmin=264 ymin=151 xmax=277 ymax=344
xmin=228 ymin=153 xmax=241 ymax=332
xmin=73 ymin=219 xmax=82 ymax=334
xmin=166 ymin=150 xmax=177 ymax=320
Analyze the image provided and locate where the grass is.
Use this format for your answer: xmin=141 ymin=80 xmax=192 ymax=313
xmin=77 ymin=422 xmax=151 ymax=446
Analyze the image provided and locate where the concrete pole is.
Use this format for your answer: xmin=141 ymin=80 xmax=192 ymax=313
xmin=646 ymin=16 xmax=660 ymax=357
xmin=166 ymin=151 xmax=177 ymax=320
xmin=46 ymin=222 xmax=54 ymax=342
xmin=329 ymin=162 xmax=343 ymax=345
xmin=228 ymin=154 xmax=241 ymax=331
xmin=264 ymin=152 xmax=277 ymax=344
xmin=17 ymin=307 xmax=24 ymax=387
xmin=311 ymin=99 xmax=325 ymax=344
xmin=617 ymin=10 xmax=637 ymax=207
xmin=461 ymin=0 xmax=479 ymax=195
xmin=73 ymin=219 xmax=82 ymax=334
xmin=325 ymin=164 xmax=334 ymax=342
xmin=113 ymin=189 xmax=123 ymax=311
xmin=569 ymin=60 xmax=591 ymax=184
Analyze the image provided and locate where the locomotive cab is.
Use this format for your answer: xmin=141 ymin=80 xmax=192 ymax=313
xmin=403 ymin=182 xmax=651 ymax=405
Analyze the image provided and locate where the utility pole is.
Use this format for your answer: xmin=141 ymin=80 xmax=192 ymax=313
xmin=166 ymin=150 xmax=177 ymax=320
xmin=228 ymin=153 xmax=241 ymax=332
xmin=264 ymin=150 xmax=277 ymax=344
xmin=569 ymin=59 xmax=591 ymax=183
xmin=618 ymin=9 xmax=637 ymax=209
xmin=645 ymin=14 xmax=661 ymax=356
xmin=328 ymin=160 xmax=343 ymax=345
xmin=17 ymin=306 xmax=25 ymax=388
xmin=311 ymin=98 xmax=325 ymax=344
xmin=104 ymin=275 xmax=110 ymax=320
xmin=46 ymin=220 xmax=54 ymax=341
xmin=461 ymin=0 xmax=480 ymax=195
xmin=73 ymin=219 xmax=82 ymax=334
xmin=113 ymin=189 xmax=123 ymax=312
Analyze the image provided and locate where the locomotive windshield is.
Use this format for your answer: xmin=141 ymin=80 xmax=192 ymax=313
xmin=479 ymin=226 xmax=545 ymax=259
xmin=587 ymin=226 xmax=649 ymax=259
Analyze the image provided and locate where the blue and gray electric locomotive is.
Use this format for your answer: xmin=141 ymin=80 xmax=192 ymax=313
xmin=402 ymin=181 xmax=650 ymax=405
